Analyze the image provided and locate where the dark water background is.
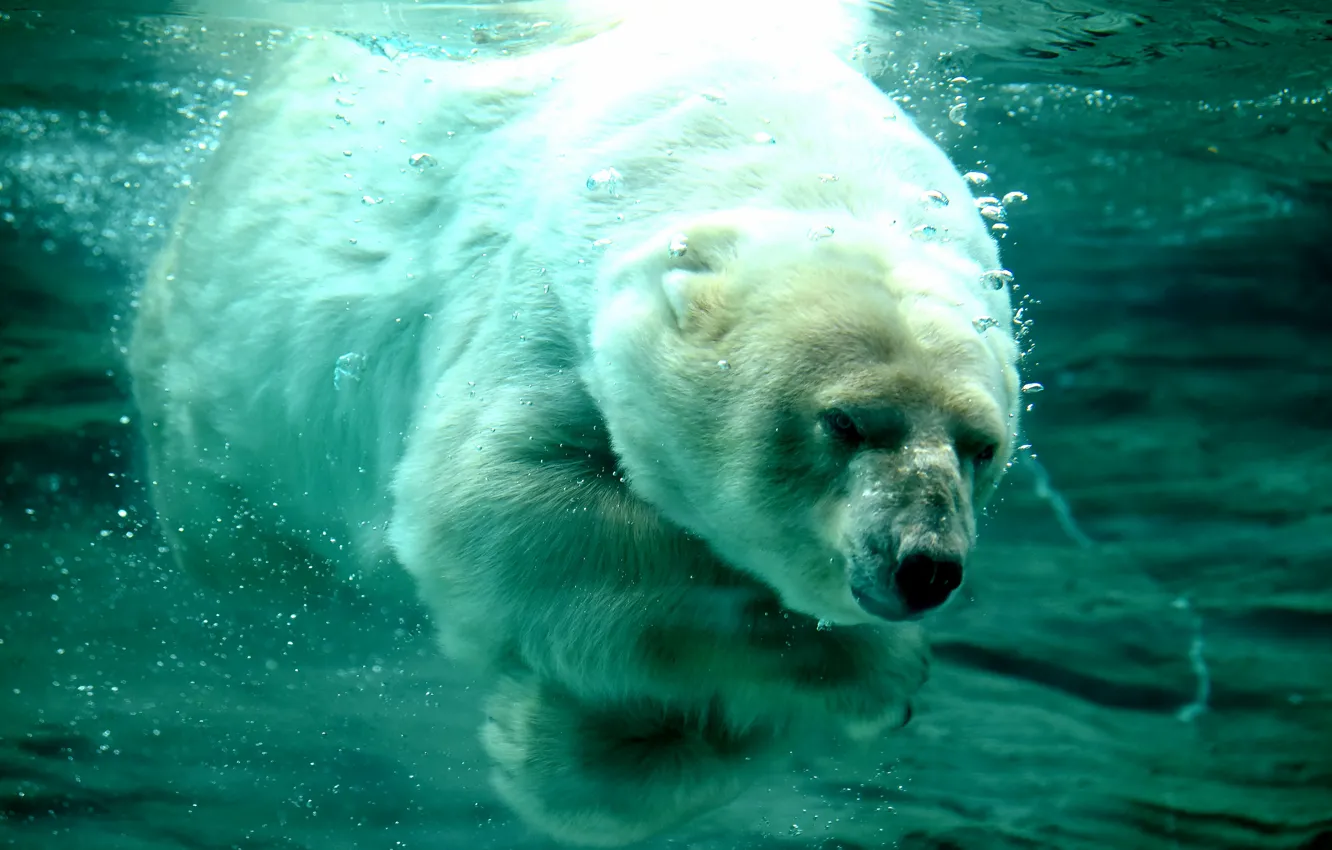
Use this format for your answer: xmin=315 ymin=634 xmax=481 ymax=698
xmin=2 ymin=2 xmax=1330 ymax=848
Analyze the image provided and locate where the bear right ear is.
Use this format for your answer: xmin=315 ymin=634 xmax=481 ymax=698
xmin=657 ymin=218 xmax=745 ymax=332
xmin=661 ymin=218 xmax=745 ymax=274
xmin=662 ymin=268 xmax=723 ymax=331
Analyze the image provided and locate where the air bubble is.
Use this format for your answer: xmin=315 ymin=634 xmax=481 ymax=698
xmin=919 ymin=189 xmax=949 ymax=208
xmin=948 ymin=102 xmax=967 ymax=126
xmin=408 ymin=152 xmax=436 ymax=169
xmin=963 ymin=171 xmax=990 ymax=187
xmin=334 ymin=352 xmax=367 ymax=389
xmin=668 ymin=233 xmax=688 ymax=257
xmin=980 ymin=269 xmax=1013 ymax=289
xmin=910 ymin=224 xmax=939 ymax=241
xmin=717 ymin=360 xmax=731 ymax=371
xmin=586 ymin=167 xmax=621 ymax=195
xmin=1002 ymin=191 xmax=1029 ymax=205
xmin=1022 ymin=382 xmax=1044 ymax=394
xmin=816 ymin=619 xmax=832 ymax=631
xmin=979 ymin=205 xmax=1006 ymax=222
xmin=972 ymin=316 xmax=999 ymax=333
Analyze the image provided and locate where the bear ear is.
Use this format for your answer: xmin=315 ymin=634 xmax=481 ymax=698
xmin=658 ymin=219 xmax=744 ymax=332
xmin=660 ymin=269 xmax=717 ymax=329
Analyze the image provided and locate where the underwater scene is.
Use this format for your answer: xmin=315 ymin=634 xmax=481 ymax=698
xmin=1 ymin=1 xmax=1329 ymax=848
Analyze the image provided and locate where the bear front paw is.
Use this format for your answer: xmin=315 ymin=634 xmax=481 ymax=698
xmin=802 ymin=622 xmax=930 ymax=740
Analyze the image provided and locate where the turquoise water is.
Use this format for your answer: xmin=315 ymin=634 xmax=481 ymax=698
xmin=2 ymin=3 xmax=1330 ymax=848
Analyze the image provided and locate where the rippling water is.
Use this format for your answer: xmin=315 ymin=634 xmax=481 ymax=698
xmin=2 ymin=3 xmax=1330 ymax=849
xmin=4 ymin=1 xmax=1328 ymax=262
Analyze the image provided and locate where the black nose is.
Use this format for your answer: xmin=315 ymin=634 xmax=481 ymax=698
xmin=894 ymin=553 xmax=963 ymax=613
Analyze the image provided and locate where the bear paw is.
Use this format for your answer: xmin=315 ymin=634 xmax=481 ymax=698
xmin=802 ymin=621 xmax=930 ymax=741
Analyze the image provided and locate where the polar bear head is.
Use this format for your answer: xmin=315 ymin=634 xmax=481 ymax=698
xmin=587 ymin=209 xmax=1021 ymax=625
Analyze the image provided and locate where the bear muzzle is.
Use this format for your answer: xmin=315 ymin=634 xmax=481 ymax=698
xmin=841 ymin=444 xmax=974 ymax=621
xmin=847 ymin=533 xmax=967 ymax=621
xmin=890 ymin=551 xmax=964 ymax=612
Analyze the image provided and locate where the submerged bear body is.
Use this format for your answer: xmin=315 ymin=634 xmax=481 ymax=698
xmin=131 ymin=2 xmax=1021 ymax=844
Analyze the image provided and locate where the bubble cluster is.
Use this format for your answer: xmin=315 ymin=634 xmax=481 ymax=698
xmin=0 ymin=76 xmax=238 ymax=266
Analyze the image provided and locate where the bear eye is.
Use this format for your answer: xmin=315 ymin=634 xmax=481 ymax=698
xmin=975 ymin=443 xmax=998 ymax=465
xmin=821 ymin=408 xmax=861 ymax=443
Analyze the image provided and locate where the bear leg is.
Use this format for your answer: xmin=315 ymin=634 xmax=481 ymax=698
xmin=481 ymin=673 xmax=776 ymax=846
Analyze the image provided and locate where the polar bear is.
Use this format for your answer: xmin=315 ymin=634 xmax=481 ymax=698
xmin=130 ymin=1 xmax=1021 ymax=844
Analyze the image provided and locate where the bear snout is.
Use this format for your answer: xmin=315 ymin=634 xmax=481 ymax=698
xmin=892 ymin=552 xmax=963 ymax=613
xmin=848 ymin=544 xmax=965 ymax=620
